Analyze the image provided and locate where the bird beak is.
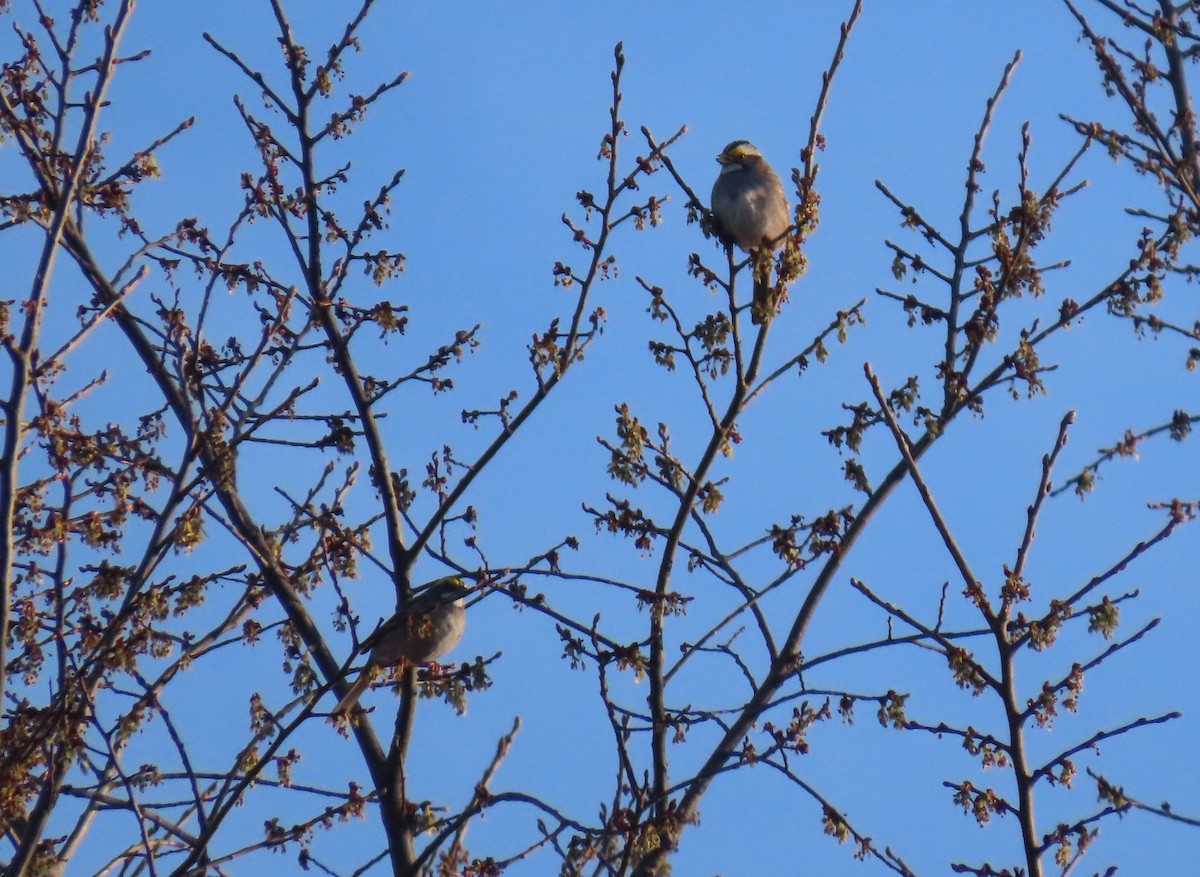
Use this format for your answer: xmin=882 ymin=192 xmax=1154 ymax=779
xmin=715 ymin=152 xmax=731 ymax=165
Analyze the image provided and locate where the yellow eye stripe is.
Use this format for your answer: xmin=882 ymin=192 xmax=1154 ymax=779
xmin=718 ymin=140 xmax=757 ymax=162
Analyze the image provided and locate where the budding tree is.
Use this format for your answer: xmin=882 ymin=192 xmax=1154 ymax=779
xmin=0 ymin=2 xmax=1196 ymax=876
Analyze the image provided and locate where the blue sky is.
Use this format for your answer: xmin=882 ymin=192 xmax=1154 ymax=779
xmin=4 ymin=1 xmax=1197 ymax=874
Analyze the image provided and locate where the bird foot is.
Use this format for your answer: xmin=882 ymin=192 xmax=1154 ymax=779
xmin=417 ymin=660 xmax=457 ymax=681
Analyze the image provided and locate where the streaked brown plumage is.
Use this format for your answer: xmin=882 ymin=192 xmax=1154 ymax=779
xmin=332 ymin=577 xmax=467 ymax=714
xmin=710 ymin=140 xmax=790 ymax=324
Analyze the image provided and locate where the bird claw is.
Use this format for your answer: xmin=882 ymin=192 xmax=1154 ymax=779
xmin=417 ymin=660 xmax=457 ymax=681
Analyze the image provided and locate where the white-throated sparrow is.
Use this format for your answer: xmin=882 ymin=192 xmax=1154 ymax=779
xmin=710 ymin=140 xmax=790 ymax=324
xmin=332 ymin=576 xmax=467 ymax=714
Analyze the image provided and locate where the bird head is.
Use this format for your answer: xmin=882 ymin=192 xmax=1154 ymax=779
xmin=419 ymin=576 xmax=469 ymax=607
xmin=716 ymin=140 xmax=761 ymax=168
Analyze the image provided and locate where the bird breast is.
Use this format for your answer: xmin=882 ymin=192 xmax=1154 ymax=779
xmin=711 ymin=167 xmax=789 ymax=253
xmin=370 ymin=603 xmax=466 ymax=665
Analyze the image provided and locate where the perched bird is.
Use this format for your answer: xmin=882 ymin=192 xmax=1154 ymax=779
xmin=709 ymin=140 xmax=790 ymax=324
xmin=332 ymin=577 xmax=468 ymax=714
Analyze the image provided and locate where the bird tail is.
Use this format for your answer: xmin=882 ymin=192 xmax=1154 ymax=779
xmin=332 ymin=669 xmax=372 ymax=715
xmin=751 ymin=276 xmax=771 ymax=325
xmin=751 ymin=253 xmax=774 ymax=325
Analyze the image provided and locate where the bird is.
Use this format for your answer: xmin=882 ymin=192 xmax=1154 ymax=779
xmin=709 ymin=140 xmax=790 ymax=324
xmin=332 ymin=576 xmax=468 ymax=714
